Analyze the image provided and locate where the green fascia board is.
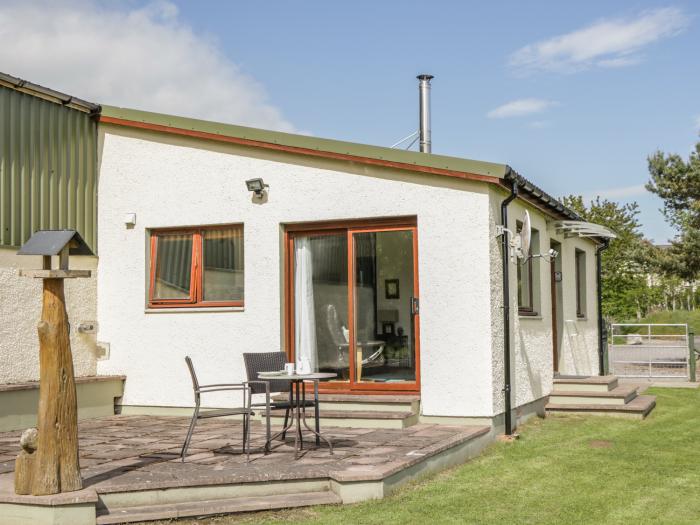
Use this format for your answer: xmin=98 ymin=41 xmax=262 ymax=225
xmin=100 ymin=105 xmax=508 ymax=180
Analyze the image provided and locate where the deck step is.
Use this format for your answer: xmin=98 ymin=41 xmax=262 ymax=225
xmin=548 ymin=384 xmax=639 ymax=406
xmin=96 ymin=490 xmax=341 ymax=524
xmin=268 ymin=409 xmax=418 ymax=429
xmin=546 ymin=394 xmax=656 ymax=419
xmin=553 ymin=375 xmax=618 ymax=392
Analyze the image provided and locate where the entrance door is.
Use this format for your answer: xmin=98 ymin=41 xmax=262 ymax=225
xmin=550 ymin=240 xmax=563 ymax=373
xmin=286 ymin=221 xmax=420 ymax=392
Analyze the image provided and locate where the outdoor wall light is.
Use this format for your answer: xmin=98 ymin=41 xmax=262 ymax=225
xmin=245 ymin=178 xmax=268 ymax=198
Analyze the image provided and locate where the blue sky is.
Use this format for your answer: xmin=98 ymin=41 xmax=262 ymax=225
xmin=176 ymin=1 xmax=698 ymax=242
xmin=3 ymin=1 xmax=697 ymax=242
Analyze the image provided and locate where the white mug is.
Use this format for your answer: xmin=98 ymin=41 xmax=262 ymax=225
xmin=284 ymin=363 xmax=295 ymax=375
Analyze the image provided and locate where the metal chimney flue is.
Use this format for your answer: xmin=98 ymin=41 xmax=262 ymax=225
xmin=417 ymin=74 xmax=433 ymax=153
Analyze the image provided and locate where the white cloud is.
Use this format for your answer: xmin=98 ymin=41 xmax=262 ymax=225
xmin=585 ymin=184 xmax=647 ymax=200
xmin=529 ymin=120 xmax=552 ymax=129
xmin=0 ymin=0 xmax=295 ymax=131
xmin=487 ymin=98 xmax=558 ymax=119
xmin=509 ymin=8 xmax=689 ymax=74
xmin=597 ymin=56 xmax=643 ymax=68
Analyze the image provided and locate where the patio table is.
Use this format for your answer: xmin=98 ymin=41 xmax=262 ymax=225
xmin=258 ymin=372 xmax=336 ymax=459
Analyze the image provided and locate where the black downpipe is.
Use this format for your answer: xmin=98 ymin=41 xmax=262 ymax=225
xmin=596 ymin=240 xmax=610 ymax=375
xmin=500 ymin=177 xmax=518 ymax=435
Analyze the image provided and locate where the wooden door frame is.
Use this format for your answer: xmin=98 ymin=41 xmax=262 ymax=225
xmin=550 ymin=258 xmax=559 ymax=373
xmin=283 ymin=217 xmax=420 ymax=394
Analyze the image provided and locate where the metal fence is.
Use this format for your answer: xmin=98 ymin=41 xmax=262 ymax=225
xmin=609 ymin=324 xmax=691 ymax=379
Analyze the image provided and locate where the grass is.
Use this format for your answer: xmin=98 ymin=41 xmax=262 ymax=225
xmin=150 ymin=387 xmax=700 ymax=525
xmin=623 ymin=309 xmax=700 ymax=335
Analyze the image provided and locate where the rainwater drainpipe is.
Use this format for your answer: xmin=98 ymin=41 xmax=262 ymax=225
xmin=500 ymin=174 xmax=518 ymax=436
xmin=596 ymin=240 xmax=610 ymax=376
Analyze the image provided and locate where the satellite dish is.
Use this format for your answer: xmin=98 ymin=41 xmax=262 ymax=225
xmin=520 ymin=211 xmax=531 ymax=259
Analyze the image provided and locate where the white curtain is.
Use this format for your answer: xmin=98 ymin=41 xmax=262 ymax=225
xmin=294 ymin=238 xmax=318 ymax=371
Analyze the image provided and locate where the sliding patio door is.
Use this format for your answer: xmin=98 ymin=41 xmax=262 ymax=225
xmin=293 ymin=232 xmax=350 ymax=383
xmin=287 ymin=221 xmax=419 ymax=392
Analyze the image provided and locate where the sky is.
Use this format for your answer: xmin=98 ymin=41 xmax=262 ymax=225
xmin=1 ymin=1 xmax=697 ymax=242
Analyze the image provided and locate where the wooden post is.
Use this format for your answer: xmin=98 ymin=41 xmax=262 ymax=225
xmin=29 ymin=278 xmax=82 ymax=495
xmin=15 ymin=230 xmax=93 ymax=496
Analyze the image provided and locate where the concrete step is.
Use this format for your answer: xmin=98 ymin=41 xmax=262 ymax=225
xmin=548 ymin=384 xmax=639 ymax=406
xmin=271 ymin=393 xmax=420 ymax=413
xmin=96 ymin=490 xmax=341 ymax=524
xmin=553 ymin=375 xmax=619 ymax=393
xmin=546 ymin=394 xmax=656 ymax=420
xmin=268 ymin=408 xmax=418 ymax=429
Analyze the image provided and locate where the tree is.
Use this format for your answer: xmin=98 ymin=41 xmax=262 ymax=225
xmin=560 ymin=195 xmax=658 ymax=320
xmin=647 ymin=142 xmax=700 ymax=281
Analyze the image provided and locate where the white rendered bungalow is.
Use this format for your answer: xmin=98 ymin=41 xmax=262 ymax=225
xmin=93 ymin=103 xmax=652 ymax=433
xmin=0 ymin=75 xmax=653 ymax=439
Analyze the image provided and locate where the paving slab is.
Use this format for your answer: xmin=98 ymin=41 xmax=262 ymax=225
xmin=0 ymin=415 xmax=489 ymax=501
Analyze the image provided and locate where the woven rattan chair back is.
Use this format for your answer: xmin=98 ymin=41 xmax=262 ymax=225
xmin=243 ymin=352 xmax=290 ymax=395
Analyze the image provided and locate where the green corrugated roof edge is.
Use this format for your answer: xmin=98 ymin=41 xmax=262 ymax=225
xmin=99 ymin=105 xmax=509 ymax=180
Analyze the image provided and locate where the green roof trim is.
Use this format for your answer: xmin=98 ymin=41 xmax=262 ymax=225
xmin=100 ymin=105 xmax=508 ymax=180
xmin=99 ymin=105 xmax=592 ymax=228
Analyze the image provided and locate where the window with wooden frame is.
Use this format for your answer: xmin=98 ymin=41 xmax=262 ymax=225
xmin=517 ymin=223 xmax=540 ymax=316
xmin=148 ymin=225 xmax=244 ymax=308
xmin=575 ymin=248 xmax=587 ymax=318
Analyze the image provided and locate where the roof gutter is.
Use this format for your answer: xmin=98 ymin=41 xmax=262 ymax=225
xmin=503 ymin=170 xmax=585 ymax=223
xmin=99 ymin=115 xmax=504 ymax=185
xmin=500 ymin=170 xmax=518 ymax=436
xmin=0 ymin=72 xmax=100 ymax=115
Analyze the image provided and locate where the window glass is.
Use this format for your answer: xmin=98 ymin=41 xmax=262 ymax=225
xmin=153 ymin=233 xmax=193 ymax=300
xmin=575 ymin=249 xmax=587 ymax=317
xmin=203 ymin=227 xmax=244 ymax=302
xmin=517 ymin=222 xmax=534 ymax=313
xmin=517 ymin=257 xmax=532 ymax=310
xmin=149 ymin=225 xmax=244 ymax=307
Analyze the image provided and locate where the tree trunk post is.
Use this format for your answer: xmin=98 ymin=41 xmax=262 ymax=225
xmin=30 ymin=278 xmax=82 ymax=495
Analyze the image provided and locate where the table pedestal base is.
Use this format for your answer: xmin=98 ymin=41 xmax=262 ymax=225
xmin=267 ymin=380 xmax=333 ymax=459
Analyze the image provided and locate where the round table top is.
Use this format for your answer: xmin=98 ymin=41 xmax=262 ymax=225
xmin=257 ymin=372 xmax=337 ymax=381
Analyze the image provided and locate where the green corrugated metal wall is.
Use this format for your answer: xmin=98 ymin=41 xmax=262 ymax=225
xmin=0 ymin=85 xmax=97 ymax=251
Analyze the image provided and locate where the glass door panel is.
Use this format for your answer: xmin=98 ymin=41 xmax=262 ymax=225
xmin=293 ymin=233 xmax=350 ymax=383
xmin=352 ymin=230 xmax=416 ymax=385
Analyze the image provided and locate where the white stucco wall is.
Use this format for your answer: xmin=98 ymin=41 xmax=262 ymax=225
xmin=0 ymin=249 xmax=98 ymax=384
xmin=489 ymin=187 xmax=600 ymax=416
xmin=95 ymin=126 xmax=495 ymax=417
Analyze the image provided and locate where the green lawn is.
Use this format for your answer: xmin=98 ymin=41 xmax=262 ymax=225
xmin=158 ymin=388 xmax=700 ymax=525
xmin=625 ymin=309 xmax=700 ymax=334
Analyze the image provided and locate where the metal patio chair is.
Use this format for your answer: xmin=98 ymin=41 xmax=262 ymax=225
xmin=324 ymin=304 xmax=385 ymax=368
xmin=181 ymin=356 xmax=254 ymax=462
xmin=243 ymin=352 xmax=319 ymax=449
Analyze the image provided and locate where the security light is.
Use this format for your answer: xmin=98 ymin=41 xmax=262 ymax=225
xmin=245 ymin=178 xmax=268 ymax=198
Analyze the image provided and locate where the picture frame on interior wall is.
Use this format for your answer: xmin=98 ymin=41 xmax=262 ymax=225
xmin=385 ymin=279 xmax=400 ymax=299
xmin=382 ymin=322 xmax=395 ymax=335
